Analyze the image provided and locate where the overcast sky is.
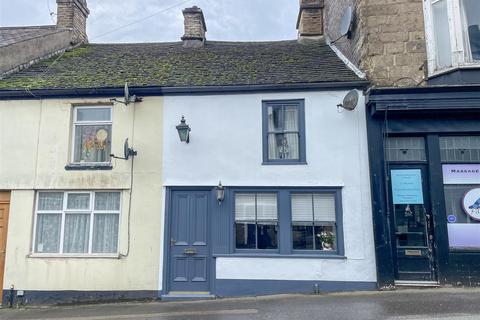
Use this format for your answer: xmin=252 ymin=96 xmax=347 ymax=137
xmin=0 ymin=0 xmax=299 ymax=43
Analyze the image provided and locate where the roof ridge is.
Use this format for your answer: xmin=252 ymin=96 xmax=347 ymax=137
xmin=0 ymin=25 xmax=57 ymax=30
xmin=88 ymin=39 xmax=309 ymax=46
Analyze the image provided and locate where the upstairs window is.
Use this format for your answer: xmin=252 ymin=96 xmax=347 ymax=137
xmin=262 ymin=100 xmax=306 ymax=164
xmin=72 ymin=106 xmax=112 ymax=163
xmin=427 ymin=0 xmax=480 ymax=73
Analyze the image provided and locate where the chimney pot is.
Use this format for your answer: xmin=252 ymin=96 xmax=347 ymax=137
xmin=296 ymin=0 xmax=324 ymax=41
xmin=182 ymin=6 xmax=207 ymax=48
xmin=56 ymin=0 xmax=90 ymax=44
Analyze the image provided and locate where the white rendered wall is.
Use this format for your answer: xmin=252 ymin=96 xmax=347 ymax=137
xmin=0 ymin=97 xmax=163 ymax=291
xmin=162 ymin=91 xmax=376 ymax=284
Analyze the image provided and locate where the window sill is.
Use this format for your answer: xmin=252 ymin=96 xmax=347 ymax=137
xmin=213 ymin=253 xmax=347 ymax=260
xmin=28 ymin=253 xmax=120 ymax=259
xmin=262 ymin=161 xmax=308 ymax=166
xmin=429 ymin=63 xmax=480 ymax=79
xmin=65 ymin=163 xmax=113 ymax=171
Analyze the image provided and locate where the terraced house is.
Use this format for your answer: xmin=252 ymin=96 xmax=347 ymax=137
xmin=0 ymin=0 xmax=376 ymax=304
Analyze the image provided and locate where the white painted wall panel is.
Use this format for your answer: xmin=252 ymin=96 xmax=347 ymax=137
xmin=162 ymin=91 xmax=376 ymax=284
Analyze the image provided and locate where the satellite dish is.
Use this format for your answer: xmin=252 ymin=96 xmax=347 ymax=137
xmin=124 ymin=138 xmax=131 ymax=160
xmin=110 ymin=138 xmax=137 ymax=160
xmin=337 ymin=89 xmax=359 ymax=111
xmin=110 ymin=82 xmax=142 ymax=105
xmin=339 ymin=6 xmax=354 ymax=39
xmin=124 ymin=82 xmax=130 ymax=103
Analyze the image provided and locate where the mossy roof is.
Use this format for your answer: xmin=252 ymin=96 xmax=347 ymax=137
xmin=0 ymin=40 xmax=362 ymax=90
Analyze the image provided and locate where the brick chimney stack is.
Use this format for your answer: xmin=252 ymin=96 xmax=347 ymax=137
xmin=181 ymin=6 xmax=207 ymax=48
xmin=56 ymin=0 xmax=90 ymax=44
xmin=297 ymin=0 xmax=324 ymax=41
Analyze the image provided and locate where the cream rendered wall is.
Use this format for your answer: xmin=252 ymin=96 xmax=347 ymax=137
xmin=0 ymin=97 xmax=163 ymax=291
xmin=161 ymin=91 xmax=376 ymax=288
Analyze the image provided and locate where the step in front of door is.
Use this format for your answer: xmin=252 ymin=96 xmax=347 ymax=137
xmin=161 ymin=291 xmax=216 ymax=301
xmin=395 ymin=280 xmax=440 ymax=288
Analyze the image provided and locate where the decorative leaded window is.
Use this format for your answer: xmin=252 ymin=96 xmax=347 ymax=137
xmin=386 ymin=137 xmax=427 ymax=162
xmin=440 ymin=136 xmax=480 ymax=162
xmin=262 ymin=100 xmax=306 ymax=164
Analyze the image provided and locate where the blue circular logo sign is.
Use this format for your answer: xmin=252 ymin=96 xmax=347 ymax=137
xmin=447 ymin=215 xmax=457 ymax=223
xmin=463 ymin=188 xmax=480 ymax=221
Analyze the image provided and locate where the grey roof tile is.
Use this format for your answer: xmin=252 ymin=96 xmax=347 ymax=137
xmin=0 ymin=40 xmax=363 ymax=90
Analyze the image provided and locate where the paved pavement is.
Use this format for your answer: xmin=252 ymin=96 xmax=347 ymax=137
xmin=1 ymin=288 xmax=480 ymax=320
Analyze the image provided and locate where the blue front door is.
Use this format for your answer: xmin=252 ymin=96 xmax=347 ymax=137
xmin=168 ymin=191 xmax=210 ymax=293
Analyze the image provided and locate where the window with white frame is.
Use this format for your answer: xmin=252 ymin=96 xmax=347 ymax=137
xmin=72 ymin=106 xmax=112 ymax=163
xmin=426 ymin=0 xmax=480 ymax=73
xmin=34 ymin=191 xmax=120 ymax=255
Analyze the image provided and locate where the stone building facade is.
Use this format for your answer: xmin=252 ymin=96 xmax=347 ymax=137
xmin=328 ymin=0 xmax=480 ymax=288
xmin=324 ymin=0 xmax=427 ymax=87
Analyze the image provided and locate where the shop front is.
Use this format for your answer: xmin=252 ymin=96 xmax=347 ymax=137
xmin=366 ymin=85 xmax=480 ymax=287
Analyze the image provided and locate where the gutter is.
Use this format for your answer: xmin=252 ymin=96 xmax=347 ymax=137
xmin=0 ymin=81 xmax=369 ymax=100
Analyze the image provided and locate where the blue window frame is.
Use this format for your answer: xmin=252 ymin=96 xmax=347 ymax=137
xmin=232 ymin=188 xmax=344 ymax=257
xmin=262 ymin=100 xmax=306 ymax=164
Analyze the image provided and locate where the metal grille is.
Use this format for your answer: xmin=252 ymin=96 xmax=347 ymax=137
xmin=386 ymin=137 xmax=427 ymax=162
xmin=440 ymin=136 xmax=480 ymax=162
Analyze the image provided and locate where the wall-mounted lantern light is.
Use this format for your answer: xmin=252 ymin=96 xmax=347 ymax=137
xmin=176 ymin=116 xmax=191 ymax=143
xmin=215 ymin=181 xmax=225 ymax=204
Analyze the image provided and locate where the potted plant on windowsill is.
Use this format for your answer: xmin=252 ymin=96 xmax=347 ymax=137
xmin=317 ymin=230 xmax=335 ymax=251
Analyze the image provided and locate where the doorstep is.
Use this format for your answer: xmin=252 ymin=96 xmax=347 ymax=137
xmin=395 ymin=280 xmax=440 ymax=288
xmin=161 ymin=291 xmax=216 ymax=301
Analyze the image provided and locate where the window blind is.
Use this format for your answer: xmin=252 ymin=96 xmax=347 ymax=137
xmin=235 ymin=194 xmax=256 ymax=221
xmin=291 ymin=194 xmax=313 ymax=222
xmin=313 ymin=194 xmax=336 ymax=222
xmin=256 ymin=193 xmax=277 ymax=221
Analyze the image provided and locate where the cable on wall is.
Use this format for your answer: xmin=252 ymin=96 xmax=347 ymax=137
xmin=382 ymin=106 xmax=392 ymax=247
xmin=119 ymin=100 xmax=137 ymax=259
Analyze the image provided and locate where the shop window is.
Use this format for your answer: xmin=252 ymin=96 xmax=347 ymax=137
xmin=291 ymin=193 xmax=337 ymax=251
xmin=72 ymin=106 xmax=112 ymax=163
xmin=440 ymin=136 xmax=480 ymax=162
xmin=425 ymin=0 xmax=480 ymax=74
xmin=34 ymin=191 xmax=120 ymax=255
xmin=386 ymin=137 xmax=426 ymax=162
xmin=235 ymin=193 xmax=278 ymax=250
xmin=262 ymin=100 xmax=306 ymax=164
xmin=444 ymin=184 xmax=480 ymax=250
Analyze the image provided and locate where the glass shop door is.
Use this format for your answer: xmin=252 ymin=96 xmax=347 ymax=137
xmin=389 ymin=165 xmax=437 ymax=282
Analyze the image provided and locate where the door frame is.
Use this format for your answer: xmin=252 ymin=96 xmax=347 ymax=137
xmin=0 ymin=191 xmax=11 ymax=302
xmin=162 ymin=187 xmax=216 ymax=295
xmin=387 ymin=164 xmax=438 ymax=282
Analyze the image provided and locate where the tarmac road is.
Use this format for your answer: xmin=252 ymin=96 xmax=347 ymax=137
xmin=1 ymin=287 xmax=480 ymax=320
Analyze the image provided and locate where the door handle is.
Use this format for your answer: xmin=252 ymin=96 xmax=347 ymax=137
xmin=184 ymin=248 xmax=197 ymax=256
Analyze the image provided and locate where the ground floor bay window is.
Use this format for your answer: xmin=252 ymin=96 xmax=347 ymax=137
xmin=33 ymin=191 xmax=121 ymax=255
